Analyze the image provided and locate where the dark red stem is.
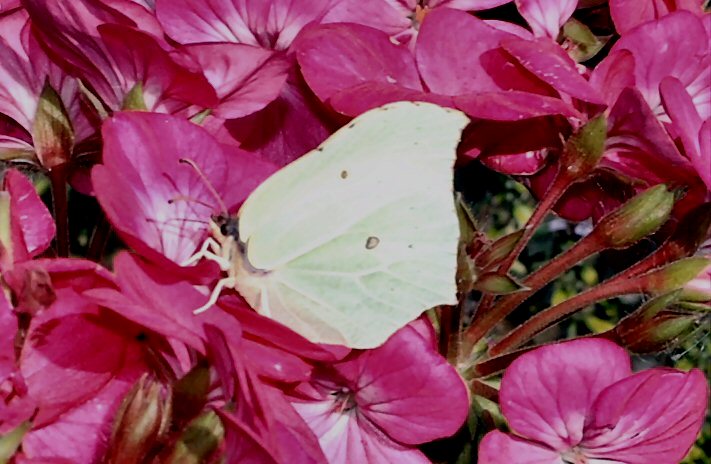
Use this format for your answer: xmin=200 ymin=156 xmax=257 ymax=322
xmin=48 ymin=164 xmax=69 ymax=257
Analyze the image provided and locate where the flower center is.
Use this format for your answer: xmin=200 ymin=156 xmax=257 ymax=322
xmin=331 ymin=387 xmax=357 ymax=413
xmin=561 ymin=448 xmax=588 ymax=464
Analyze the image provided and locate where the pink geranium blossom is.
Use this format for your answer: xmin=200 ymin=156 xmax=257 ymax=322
xmin=290 ymin=325 xmax=469 ymax=463
xmin=479 ymin=338 xmax=708 ymax=464
xmin=609 ymin=0 xmax=705 ymax=34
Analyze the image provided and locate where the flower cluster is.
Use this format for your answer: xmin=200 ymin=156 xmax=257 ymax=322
xmin=0 ymin=0 xmax=709 ymax=463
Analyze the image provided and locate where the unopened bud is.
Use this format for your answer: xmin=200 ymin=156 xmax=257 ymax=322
xmin=644 ymin=257 xmax=711 ymax=295
xmin=562 ymin=115 xmax=607 ymax=178
xmin=473 ymin=272 xmax=527 ymax=295
xmin=107 ymin=374 xmax=171 ymax=464
xmin=164 ymin=411 xmax=224 ymax=464
xmin=0 ymin=421 xmax=30 ymax=461
xmin=617 ymin=310 xmax=699 ymax=354
xmin=562 ymin=18 xmax=608 ymax=62
xmin=172 ymin=364 xmax=211 ymax=424
xmin=474 ymin=230 xmax=525 ymax=270
xmin=121 ymin=82 xmax=148 ymax=111
xmin=595 ymin=185 xmax=675 ymax=248
xmin=32 ymin=80 xmax=74 ymax=170
xmin=0 ymin=192 xmax=12 ymax=267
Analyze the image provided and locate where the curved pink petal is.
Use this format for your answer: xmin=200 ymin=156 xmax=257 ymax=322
xmin=3 ymin=169 xmax=55 ymax=260
xmin=342 ymin=327 xmax=469 ymax=445
xmin=499 ymin=338 xmax=631 ymax=451
xmin=94 ymin=112 xmax=229 ymax=264
xmin=416 ymin=8 xmax=550 ymax=95
xmin=292 ymin=400 xmax=429 ymax=464
xmin=430 ymin=0 xmax=512 ymax=9
xmin=329 ymin=82 xmax=446 ymax=117
xmin=583 ymin=369 xmax=708 ymax=464
xmin=609 ymin=0 xmax=705 ymax=35
xmin=156 ymin=0 xmax=331 ymax=50
xmin=480 ymin=150 xmax=549 ymax=175
xmin=589 ymin=49 xmax=636 ymax=106
xmin=295 ymin=22 xmax=421 ymax=104
xmin=608 ymin=11 xmax=710 ymax=119
xmin=479 ymin=431 xmax=564 ymax=464
xmin=502 ymin=37 xmax=603 ymax=104
xmin=0 ymin=291 xmax=15 ymax=384
xmin=185 ymin=43 xmax=290 ymax=119
xmin=322 ymin=0 xmax=411 ymax=36
xmin=223 ymin=75 xmax=332 ymax=166
xmin=516 ymin=0 xmax=576 ymax=38
xmin=660 ymin=76 xmax=711 ymax=190
xmin=456 ymin=91 xmax=579 ymax=121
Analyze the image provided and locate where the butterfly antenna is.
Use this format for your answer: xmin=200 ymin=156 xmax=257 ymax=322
xmin=179 ymin=158 xmax=228 ymax=215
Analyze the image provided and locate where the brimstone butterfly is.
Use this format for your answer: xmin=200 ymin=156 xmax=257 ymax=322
xmin=190 ymin=101 xmax=469 ymax=349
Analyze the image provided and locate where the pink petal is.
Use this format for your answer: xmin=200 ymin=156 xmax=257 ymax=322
xmin=479 ymin=431 xmax=564 ymax=464
xmin=416 ymin=8 xmax=550 ymax=95
xmin=456 ymin=91 xmax=579 ymax=121
xmin=0 ymin=291 xmax=15 ymax=384
xmin=589 ymin=49 xmax=636 ymax=106
xmin=516 ymin=0 xmax=577 ymax=38
xmin=3 ymin=169 xmax=55 ymax=260
xmin=502 ymin=37 xmax=603 ymax=104
xmin=94 ymin=111 xmax=228 ymax=264
xmin=223 ymin=74 xmax=332 ymax=166
xmin=184 ymin=43 xmax=290 ymax=119
xmin=609 ymin=0 xmax=705 ymax=35
xmin=322 ymin=0 xmax=411 ymax=36
xmin=604 ymin=87 xmax=697 ymax=185
xmin=328 ymin=82 xmax=447 ymax=117
xmin=608 ymin=11 xmax=710 ymax=119
xmin=342 ymin=327 xmax=469 ymax=444
xmin=480 ymin=150 xmax=549 ymax=175
xmin=430 ymin=0 xmax=512 ymax=9
xmin=583 ymin=369 xmax=708 ymax=464
xmin=155 ymin=0 xmax=331 ymax=50
xmin=292 ymin=400 xmax=430 ymax=464
xmin=660 ymin=76 xmax=711 ymax=190
xmin=499 ymin=338 xmax=631 ymax=451
xmin=295 ymin=23 xmax=422 ymax=104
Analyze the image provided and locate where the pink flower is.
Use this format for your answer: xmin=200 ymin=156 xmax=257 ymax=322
xmin=479 ymin=338 xmax=708 ymax=464
xmin=515 ymin=0 xmax=577 ymax=39
xmin=93 ymin=111 xmax=274 ymax=267
xmin=290 ymin=325 xmax=469 ymax=463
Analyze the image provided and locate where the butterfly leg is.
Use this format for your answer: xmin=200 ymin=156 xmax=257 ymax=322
xmin=193 ymin=276 xmax=237 ymax=314
xmin=183 ymin=237 xmax=231 ymax=271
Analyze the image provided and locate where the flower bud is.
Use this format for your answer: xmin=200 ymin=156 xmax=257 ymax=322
xmin=645 ymin=257 xmax=711 ymax=295
xmin=32 ymin=80 xmax=74 ymax=170
xmin=172 ymin=364 xmax=211 ymax=424
xmin=595 ymin=185 xmax=675 ymax=249
xmin=0 ymin=421 xmax=30 ymax=461
xmin=472 ymin=272 xmax=527 ymax=295
xmin=0 ymin=192 xmax=12 ymax=267
xmin=163 ymin=411 xmax=224 ymax=464
xmin=106 ymin=374 xmax=171 ymax=464
xmin=562 ymin=115 xmax=607 ymax=178
xmin=616 ymin=310 xmax=699 ymax=354
xmin=474 ymin=230 xmax=525 ymax=270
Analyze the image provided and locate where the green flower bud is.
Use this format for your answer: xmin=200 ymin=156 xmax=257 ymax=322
xmin=164 ymin=411 xmax=224 ymax=464
xmin=595 ymin=185 xmax=675 ymax=249
xmin=32 ymin=80 xmax=74 ymax=170
xmin=562 ymin=115 xmax=607 ymax=178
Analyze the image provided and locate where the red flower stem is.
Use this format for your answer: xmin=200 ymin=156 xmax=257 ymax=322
xmin=489 ymin=275 xmax=648 ymax=355
xmin=469 ymin=379 xmax=499 ymax=402
xmin=438 ymin=303 xmax=461 ymax=363
xmin=465 ymin=232 xmax=606 ymax=348
xmin=48 ymin=164 xmax=69 ymax=257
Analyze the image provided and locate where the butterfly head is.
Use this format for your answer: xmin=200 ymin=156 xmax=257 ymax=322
xmin=211 ymin=213 xmax=240 ymax=241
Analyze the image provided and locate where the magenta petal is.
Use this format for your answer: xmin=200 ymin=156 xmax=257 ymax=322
xmin=329 ymin=82 xmax=448 ymax=117
xmin=295 ymin=23 xmax=422 ymax=104
xmin=186 ymin=43 xmax=290 ymax=119
xmin=346 ymin=327 xmax=468 ymax=444
xmin=502 ymin=37 xmax=603 ymax=104
xmin=516 ymin=0 xmax=577 ymax=38
xmin=416 ymin=8 xmax=548 ymax=95
xmin=95 ymin=111 xmax=228 ymax=264
xmin=455 ymin=91 xmax=579 ymax=121
xmin=609 ymin=11 xmax=710 ymax=118
xmin=322 ymin=0 xmax=411 ymax=36
xmin=223 ymin=75 xmax=332 ymax=166
xmin=583 ymin=369 xmax=708 ymax=464
xmin=156 ymin=0 xmax=331 ymax=49
xmin=499 ymin=338 xmax=631 ymax=451
xmin=479 ymin=431 xmax=564 ymax=464
xmin=293 ymin=400 xmax=430 ymax=464
xmin=589 ymin=49 xmax=636 ymax=106
xmin=480 ymin=150 xmax=549 ymax=175
xmin=609 ymin=0 xmax=705 ymax=35
xmin=4 ymin=169 xmax=55 ymax=260
xmin=0 ymin=292 xmax=15 ymax=384
xmin=660 ymin=76 xmax=711 ymax=190
xmin=431 ymin=0 xmax=512 ymax=9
